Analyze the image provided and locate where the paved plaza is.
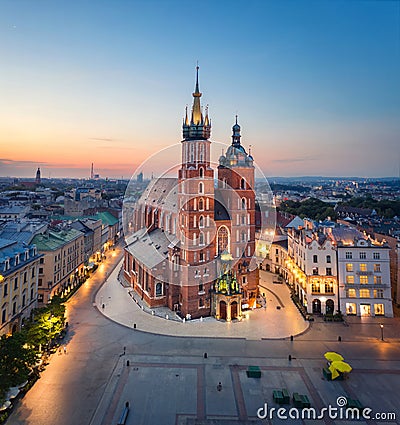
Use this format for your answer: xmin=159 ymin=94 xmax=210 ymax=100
xmin=7 ymin=243 xmax=400 ymax=425
xmin=95 ymin=262 xmax=309 ymax=339
xmin=91 ymin=353 xmax=400 ymax=425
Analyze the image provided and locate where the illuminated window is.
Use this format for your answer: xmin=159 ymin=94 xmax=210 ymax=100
xmin=346 ymin=263 xmax=353 ymax=272
xmin=347 ymin=289 xmax=356 ymax=298
xmin=325 ymin=283 xmax=334 ymax=293
xmin=346 ymin=275 xmax=354 ymax=284
xmin=374 ymin=264 xmax=381 ymax=272
xmin=360 ymin=275 xmax=368 ymax=284
xmin=311 ymin=282 xmax=320 ymax=293
xmin=374 ymin=276 xmax=382 ymax=284
xmin=374 ymin=289 xmax=384 ymax=298
xmin=359 ymin=263 xmax=367 ymax=272
xmin=374 ymin=303 xmax=384 ymax=315
xmin=359 ymin=289 xmax=370 ymax=298
xmin=346 ymin=302 xmax=356 ymax=315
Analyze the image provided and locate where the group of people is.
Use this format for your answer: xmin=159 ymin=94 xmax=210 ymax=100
xmin=58 ymin=345 xmax=67 ymax=355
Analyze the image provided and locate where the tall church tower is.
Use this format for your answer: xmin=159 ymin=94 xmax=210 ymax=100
xmin=35 ymin=167 xmax=41 ymax=185
xmin=217 ymin=117 xmax=258 ymax=302
xmin=177 ymin=67 xmax=215 ymax=318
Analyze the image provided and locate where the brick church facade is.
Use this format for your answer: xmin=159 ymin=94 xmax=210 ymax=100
xmin=123 ymin=68 xmax=259 ymax=320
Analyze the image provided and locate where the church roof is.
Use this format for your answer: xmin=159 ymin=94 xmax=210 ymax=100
xmin=125 ymin=227 xmax=171 ymax=269
xmin=138 ymin=178 xmax=178 ymax=212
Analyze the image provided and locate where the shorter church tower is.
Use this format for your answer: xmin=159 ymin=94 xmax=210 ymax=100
xmin=217 ymin=117 xmax=258 ymax=305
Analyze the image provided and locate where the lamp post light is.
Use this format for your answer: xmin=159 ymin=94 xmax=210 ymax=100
xmin=380 ymin=323 xmax=384 ymax=341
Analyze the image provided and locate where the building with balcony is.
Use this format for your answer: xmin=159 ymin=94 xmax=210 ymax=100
xmin=333 ymin=226 xmax=393 ymax=317
xmin=287 ymin=227 xmax=338 ymax=316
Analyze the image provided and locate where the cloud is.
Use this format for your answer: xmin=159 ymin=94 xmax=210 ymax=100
xmin=270 ymin=155 xmax=317 ymax=164
xmin=0 ymin=158 xmax=47 ymax=167
xmin=89 ymin=137 xmax=115 ymax=142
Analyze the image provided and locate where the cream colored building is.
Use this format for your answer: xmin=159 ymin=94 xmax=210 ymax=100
xmin=32 ymin=227 xmax=85 ymax=304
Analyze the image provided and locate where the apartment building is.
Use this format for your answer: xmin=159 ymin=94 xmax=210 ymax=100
xmin=287 ymin=227 xmax=338 ymax=316
xmin=0 ymin=239 xmax=41 ymax=336
xmin=32 ymin=227 xmax=84 ymax=304
xmin=333 ymin=226 xmax=393 ymax=317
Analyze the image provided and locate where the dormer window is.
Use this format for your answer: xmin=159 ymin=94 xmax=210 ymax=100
xmin=15 ymin=255 xmax=19 ymax=266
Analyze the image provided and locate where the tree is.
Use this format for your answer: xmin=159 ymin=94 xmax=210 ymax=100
xmin=0 ymin=333 xmax=36 ymax=402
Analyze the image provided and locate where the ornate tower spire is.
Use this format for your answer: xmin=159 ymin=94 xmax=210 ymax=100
xmin=191 ymin=66 xmax=203 ymax=125
xmin=182 ymin=66 xmax=211 ymax=140
xmin=232 ymin=115 xmax=241 ymax=147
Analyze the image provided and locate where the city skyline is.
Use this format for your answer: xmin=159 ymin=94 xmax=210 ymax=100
xmin=0 ymin=0 xmax=399 ymax=179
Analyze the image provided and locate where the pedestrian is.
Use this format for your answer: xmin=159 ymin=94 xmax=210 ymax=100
xmin=217 ymin=382 xmax=222 ymax=391
xmin=63 ymin=345 xmax=67 ymax=355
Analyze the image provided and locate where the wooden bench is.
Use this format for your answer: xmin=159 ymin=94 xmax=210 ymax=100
xmin=322 ymin=367 xmax=332 ymax=381
xmin=292 ymin=392 xmax=311 ymax=408
xmin=273 ymin=390 xmax=284 ymax=404
xmin=292 ymin=392 xmax=303 ymax=408
xmin=246 ymin=366 xmax=261 ymax=378
xmin=281 ymin=388 xmax=290 ymax=404
xmin=300 ymin=394 xmax=311 ymax=408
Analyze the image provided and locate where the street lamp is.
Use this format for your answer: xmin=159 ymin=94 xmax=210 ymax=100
xmin=380 ymin=324 xmax=384 ymax=341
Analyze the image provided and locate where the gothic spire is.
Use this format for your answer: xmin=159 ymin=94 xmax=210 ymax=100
xmin=191 ymin=66 xmax=203 ymax=125
xmin=182 ymin=66 xmax=211 ymax=140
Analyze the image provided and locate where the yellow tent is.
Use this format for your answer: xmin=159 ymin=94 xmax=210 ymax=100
xmin=324 ymin=352 xmax=344 ymax=362
xmin=328 ymin=361 xmax=352 ymax=380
